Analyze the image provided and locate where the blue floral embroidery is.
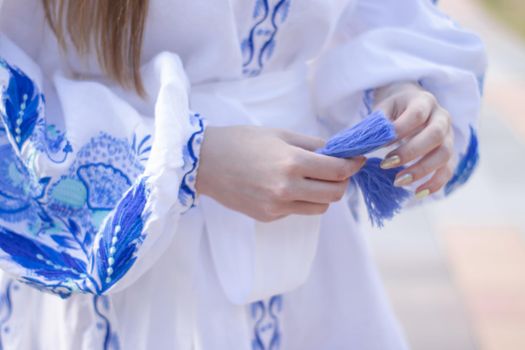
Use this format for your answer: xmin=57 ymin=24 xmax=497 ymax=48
xmin=0 ymin=59 xmax=202 ymax=350
xmin=31 ymin=119 xmax=73 ymax=165
xmin=445 ymin=126 xmax=479 ymax=195
xmin=0 ymin=58 xmax=150 ymax=296
xmin=178 ymin=112 xmax=205 ymax=209
xmin=0 ymin=57 xmax=204 ymax=299
xmin=93 ymin=295 xmax=121 ymax=350
xmin=0 ymin=56 xmax=204 ymax=349
xmin=251 ymin=295 xmax=283 ymax=350
xmin=241 ymin=0 xmax=292 ymax=77
xmin=0 ymin=128 xmax=55 ymax=234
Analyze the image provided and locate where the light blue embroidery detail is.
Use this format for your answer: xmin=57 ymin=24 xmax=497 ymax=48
xmin=445 ymin=126 xmax=479 ymax=195
xmin=241 ymin=0 xmax=292 ymax=77
xmin=251 ymin=295 xmax=283 ymax=350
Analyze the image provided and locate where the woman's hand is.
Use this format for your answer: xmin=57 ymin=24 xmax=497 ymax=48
xmin=375 ymin=82 xmax=456 ymax=199
xmin=196 ymin=126 xmax=365 ymax=222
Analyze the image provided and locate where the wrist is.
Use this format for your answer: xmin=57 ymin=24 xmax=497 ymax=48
xmin=194 ymin=126 xmax=217 ymax=198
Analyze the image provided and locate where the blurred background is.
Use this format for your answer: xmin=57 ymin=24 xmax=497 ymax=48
xmin=368 ymin=0 xmax=525 ymax=349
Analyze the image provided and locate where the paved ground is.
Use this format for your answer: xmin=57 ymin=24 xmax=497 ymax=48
xmin=367 ymin=1 xmax=525 ymax=349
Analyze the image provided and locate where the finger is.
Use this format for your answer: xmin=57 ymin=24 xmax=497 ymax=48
xmin=375 ymin=97 xmax=397 ymax=120
xmin=290 ymin=178 xmax=348 ymax=204
xmin=393 ymin=140 xmax=453 ymax=187
xmin=415 ymin=163 xmax=455 ymax=199
xmin=285 ymin=201 xmax=330 ymax=216
xmin=383 ymin=108 xmax=450 ymax=168
xmin=392 ymin=93 xmax=436 ymax=139
xmin=296 ymin=151 xmax=366 ymax=181
xmin=280 ymin=130 xmax=326 ymax=151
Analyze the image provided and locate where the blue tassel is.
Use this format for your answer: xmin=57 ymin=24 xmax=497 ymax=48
xmin=317 ymin=110 xmax=397 ymax=158
xmin=353 ymin=158 xmax=411 ymax=227
xmin=318 ymin=111 xmax=410 ymax=227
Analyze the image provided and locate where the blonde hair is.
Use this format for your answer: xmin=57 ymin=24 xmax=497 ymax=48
xmin=42 ymin=0 xmax=149 ymax=95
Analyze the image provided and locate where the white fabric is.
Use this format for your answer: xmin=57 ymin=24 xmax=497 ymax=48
xmin=0 ymin=0 xmax=486 ymax=349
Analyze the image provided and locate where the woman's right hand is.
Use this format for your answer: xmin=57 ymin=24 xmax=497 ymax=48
xmin=196 ymin=126 xmax=365 ymax=222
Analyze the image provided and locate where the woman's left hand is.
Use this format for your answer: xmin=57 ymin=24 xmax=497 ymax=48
xmin=374 ymin=82 xmax=456 ymax=199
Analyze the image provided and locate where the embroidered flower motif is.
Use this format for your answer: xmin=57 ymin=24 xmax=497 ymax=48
xmin=78 ymin=164 xmax=132 ymax=211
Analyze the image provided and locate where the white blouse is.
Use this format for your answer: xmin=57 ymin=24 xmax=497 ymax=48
xmin=0 ymin=0 xmax=486 ymax=349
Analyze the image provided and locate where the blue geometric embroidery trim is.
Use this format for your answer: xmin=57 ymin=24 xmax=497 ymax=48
xmin=251 ymin=295 xmax=283 ymax=350
xmin=178 ymin=112 xmax=205 ymax=210
xmin=241 ymin=0 xmax=292 ymax=77
xmin=445 ymin=126 xmax=479 ymax=195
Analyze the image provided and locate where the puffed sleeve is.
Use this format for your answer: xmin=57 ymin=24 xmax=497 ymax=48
xmin=313 ymin=0 xmax=487 ymax=195
xmin=0 ymin=26 xmax=205 ymax=295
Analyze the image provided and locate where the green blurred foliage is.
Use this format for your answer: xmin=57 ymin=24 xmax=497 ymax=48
xmin=481 ymin=0 xmax=525 ymax=39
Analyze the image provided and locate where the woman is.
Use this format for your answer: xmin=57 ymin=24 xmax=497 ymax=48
xmin=0 ymin=0 xmax=485 ymax=349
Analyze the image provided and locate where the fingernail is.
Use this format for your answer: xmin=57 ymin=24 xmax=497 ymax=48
xmin=415 ymin=189 xmax=430 ymax=200
xmin=394 ymin=173 xmax=413 ymax=187
xmin=381 ymin=155 xmax=401 ymax=169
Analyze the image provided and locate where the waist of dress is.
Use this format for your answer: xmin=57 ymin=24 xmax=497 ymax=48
xmin=190 ymin=64 xmax=319 ymax=135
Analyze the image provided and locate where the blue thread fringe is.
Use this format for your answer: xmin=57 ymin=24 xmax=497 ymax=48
xmin=318 ymin=111 xmax=410 ymax=227
xmin=353 ymin=158 xmax=410 ymax=227
xmin=317 ymin=111 xmax=397 ymax=158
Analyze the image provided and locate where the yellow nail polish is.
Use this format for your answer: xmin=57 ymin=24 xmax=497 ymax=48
xmin=394 ymin=173 xmax=413 ymax=187
xmin=415 ymin=189 xmax=430 ymax=200
xmin=381 ymin=155 xmax=401 ymax=169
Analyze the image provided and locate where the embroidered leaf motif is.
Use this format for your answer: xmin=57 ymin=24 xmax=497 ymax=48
xmin=0 ymin=59 xmax=43 ymax=149
xmin=50 ymin=234 xmax=77 ymax=250
xmin=0 ymin=226 xmax=87 ymax=281
xmin=95 ymin=177 xmax=149 ymax=292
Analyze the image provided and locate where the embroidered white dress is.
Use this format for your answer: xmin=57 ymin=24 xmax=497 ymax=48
xmin=0 ymin=0 xmax=486 ymax=349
